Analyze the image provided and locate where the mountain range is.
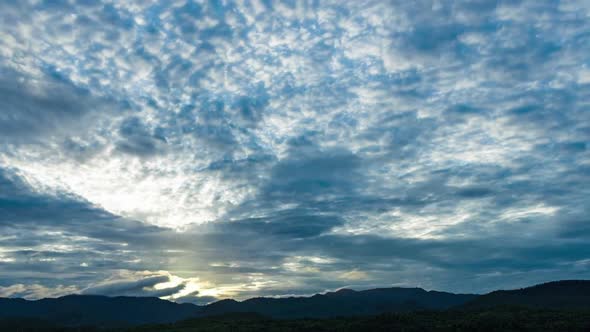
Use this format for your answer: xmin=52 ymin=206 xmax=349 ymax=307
xmin=1 ymin=280 xmax=589 ymax=327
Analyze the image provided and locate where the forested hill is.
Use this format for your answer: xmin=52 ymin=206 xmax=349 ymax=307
xmin=464 ymin=280 xmax=590 ymax=309
xmin=1 ymin=280 xmax=590 ymax=328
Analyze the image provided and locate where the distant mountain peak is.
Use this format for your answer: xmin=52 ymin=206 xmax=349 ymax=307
xmin=328 ymin=288 xmax=356 ymax=295
xmin=215 ymin=298 xmax=239 ymax=303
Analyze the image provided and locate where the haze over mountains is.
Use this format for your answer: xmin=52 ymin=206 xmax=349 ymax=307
xmin=1 ymin=280 xmax=589 ymax=328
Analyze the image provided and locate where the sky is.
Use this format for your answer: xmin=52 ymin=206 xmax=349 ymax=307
xmin=0 ymin=0 xmax=589 ymax=305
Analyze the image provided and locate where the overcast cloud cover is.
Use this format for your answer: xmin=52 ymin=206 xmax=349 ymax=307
xmin=0 ymin=0 xmax=589 ymax=303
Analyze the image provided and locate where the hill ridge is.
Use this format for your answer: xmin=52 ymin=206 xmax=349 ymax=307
xmin=1 ymin=279 xmax=590 ymax=326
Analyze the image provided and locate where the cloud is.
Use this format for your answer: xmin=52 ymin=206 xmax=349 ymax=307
xmin=0 ymin=0 xmax=589 ymax=301
xmin=0 ymin=167 xmax=116 ymax=227
xmin=173 ymin=290 xmax=218 ymax=306
xmin=115 ymin=116 xmax=168 ymax=157
xmin=0 ymin=66 xmax=116 ymax=145
xmin=0 ymin=284 xmax=78 ymax=300
xmin=81 ymin=273 xmax=182 ymax=297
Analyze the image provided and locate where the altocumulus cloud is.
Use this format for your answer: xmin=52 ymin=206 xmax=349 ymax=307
xmin=0 ymin=0 xmax=589 ymax=301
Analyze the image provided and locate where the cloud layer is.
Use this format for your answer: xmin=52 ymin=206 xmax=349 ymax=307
xmin=0 ymin=0 xmax=589 ymax=300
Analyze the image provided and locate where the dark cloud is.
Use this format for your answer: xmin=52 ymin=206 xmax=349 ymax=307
xmin=264 ymin=148 xmax=363 ymax=199
xmin=174 ymin=290 xmax=217 ymax=306
xmin=0 ymin=66 xmax=112 ymax=144
xmin=81 ymin=275 xmax=184 ymax=297
xmin=0 ymin=168 xmax=115 ymax=227
xmin=231 ymin=84 xmax=270 ymax=127
xmin=116 ymin=116 xmax=167 ymax=157
xmin=223 ymin=214 xmax=344 ymax=239
xmin=0 ymin=167 xmax=174 ymax=289
xmin=454 ymin=187 xmax=494 ymax=199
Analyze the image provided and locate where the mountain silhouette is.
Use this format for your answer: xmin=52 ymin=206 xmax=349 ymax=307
xmin=0 ymin=295 xmax=200 ymax=327
xmin=464 ymin=280 xmax=590 ymax=309
xmin=202 ymin=287 xmax=476 ymax=318
xmin=1 ymin=280 xmax=590 ymax=327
